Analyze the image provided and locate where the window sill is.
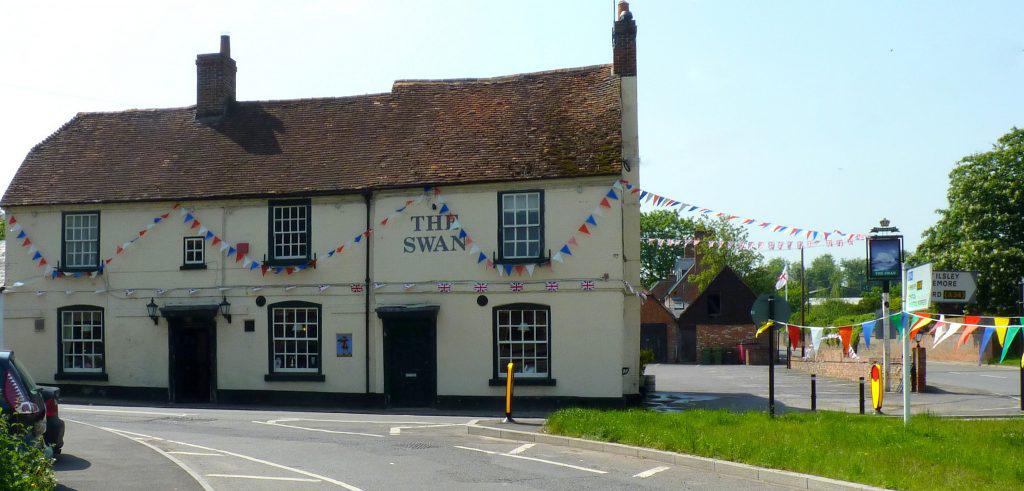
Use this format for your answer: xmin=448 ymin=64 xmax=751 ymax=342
xmin=265 ymin=258 xmax=313 ymax=268
xmin=59 ymin=268 xmax=102 ymax=275
xmin=264 ymin=373 xmax=325 ymax=382
xmin=492 ymin=257 xmax=549 ymax=266
xmin=488 ymin=377 xmax=556 ymax=386
xmin=180 ymin=264 xmax=207 ymax=270
xmin=54 ymin=372 xmax=108 ymax=381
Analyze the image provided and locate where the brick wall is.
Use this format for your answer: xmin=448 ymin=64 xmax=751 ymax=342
xmin=641 ymin=296 xmax=679 ymax=362
xmin=696 ymin=323 xmax=765 ymax=350
xmin=791 ymin=345 xmax=904 ymax=389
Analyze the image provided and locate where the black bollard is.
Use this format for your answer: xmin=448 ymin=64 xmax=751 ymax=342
xmin=811 ymin=374 xmax=817 ymax=411
xmin=859 ymin=377 xmax=866 ymax=415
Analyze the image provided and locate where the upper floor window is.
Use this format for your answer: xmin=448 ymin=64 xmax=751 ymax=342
xmin=57 ymin=306 xmax=105 ymax=376
xmin=707 ymin=293 xmax=722 ymax=317
xmin=62 ymin=212 xmax=100 ymax=271
xmin=181 ymin=236 xmax=206 ymax=270
xmin=268 ymin=199 xmax=311 ymax=266
xmin=497 ymin=191 xmax=543 ymax=262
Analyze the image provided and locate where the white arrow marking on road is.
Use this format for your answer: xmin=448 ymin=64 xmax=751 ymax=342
xmin=633 ymin=466 xmax=670 ymax=478
xmin=254 ymin=420 xmax=384 ymax=437
xmin=453 ymin=445 xmax=607 ymax=474
xmin=389 ymin=423 xmax=465 ymax=435
xmin=508 ymin=443 xmax=535 ymax=455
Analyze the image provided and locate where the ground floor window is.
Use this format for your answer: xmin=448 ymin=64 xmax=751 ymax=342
xmin=494 ymin=303 xmax=550 ymax=378
xmin=268 ymin=301 xmax=321 ymax=373
xmin=58 ymin=306 xmax=105 ymax=373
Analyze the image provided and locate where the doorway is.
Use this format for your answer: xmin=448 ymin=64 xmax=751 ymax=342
xmin=168 ymin=315 xmax=216 ymax=403
xmin=641 ymin=323 xmax=668 ymax=363
xmin=382 ymin=315 xmax=436 ymax=407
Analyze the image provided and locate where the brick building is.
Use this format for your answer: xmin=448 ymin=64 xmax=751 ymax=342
xmin=643 ymin=242 xmax=763 ymax=363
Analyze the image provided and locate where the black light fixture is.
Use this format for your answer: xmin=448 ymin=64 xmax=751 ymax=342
xmin=219 ymin=297 xmax=232 ymax=323
xmin=147 ymin=298 xmax=159 ymax=325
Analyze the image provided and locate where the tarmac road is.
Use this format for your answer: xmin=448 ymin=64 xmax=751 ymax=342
xmin=54 ymin=404 xmax=789 ymax=490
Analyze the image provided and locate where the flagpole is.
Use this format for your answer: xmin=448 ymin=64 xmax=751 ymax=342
xmin=800 ymin=248 xmax=806 ymax=357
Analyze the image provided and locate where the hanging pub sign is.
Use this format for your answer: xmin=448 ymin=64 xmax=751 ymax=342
xmin=866 ymin=235 xmax=903 ymax=281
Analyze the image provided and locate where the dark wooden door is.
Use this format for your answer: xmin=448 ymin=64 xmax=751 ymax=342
xmin=641 ymin=324 xmax=668 ymax=363
xmin=169 ymin=316 xmax=215 ymax=403
xmin=384 ymin=318 xmax=436 ymax=407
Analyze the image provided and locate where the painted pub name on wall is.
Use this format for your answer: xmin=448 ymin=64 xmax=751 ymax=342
xmin=403 ymin=214 xmax=466 ymax=253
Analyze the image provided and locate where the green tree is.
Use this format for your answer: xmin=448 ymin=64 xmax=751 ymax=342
xmin=639 ymin=210 xmax=763 ymax=291
xmin=914 ymin=127 xmax=1024 ymax=314
xmin=805 ymin=254 xmax=839 ymax=297
xmin=839 ymin=257 xmax=869 ymax=296
xmin=640 ymin=210 xmax=695 ymax=288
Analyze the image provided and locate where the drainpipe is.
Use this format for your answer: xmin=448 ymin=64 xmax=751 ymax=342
xmin=363 ymin=189 xmax=373 ymax=395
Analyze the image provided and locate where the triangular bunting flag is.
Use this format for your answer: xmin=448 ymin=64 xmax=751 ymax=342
xmin=578 ymin=224 xmax=591 ymax=235
xmin=810 ymin=327 xmax=824 ymax=351
xmin=999 ymin=325 xmax=1021 ymax=363
xmin=586 ymin=215 xmax=597 ymax=226
xmin=861 ymin=320 xmax=876 ymax=349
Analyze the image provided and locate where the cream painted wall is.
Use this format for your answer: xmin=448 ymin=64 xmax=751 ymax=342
xmin=3 ymin=175 xmax=637 ymax=399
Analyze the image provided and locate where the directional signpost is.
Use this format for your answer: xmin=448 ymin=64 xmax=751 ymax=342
xmin=902 ymin=263 xmax=932 ymax=425
xmin=751 ymin=294 xmax=792 ymax=417
xmin=931 ymin=270 xmax=978 ymax=305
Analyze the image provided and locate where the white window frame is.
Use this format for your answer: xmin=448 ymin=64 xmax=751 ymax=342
xmin=270 ymin=304 xmax=321 ymax=373
xmin=183 ymin=236 xmax=205 ymax=266
xmin=59 ymin=308 xmax=104 ymax=373
xmin=499 ymin=191 xmax=542 ymax=260
xmin=270 ymin=201 xmax=310 ymax=262
xmin=63 ymin=212 xmax=100 ymax=270
xmin=495 ymin=304 xmax=550 ymax=379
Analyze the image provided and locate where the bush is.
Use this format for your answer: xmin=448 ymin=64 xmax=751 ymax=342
xmin=0 ymin=416 xmax=55 ymax=490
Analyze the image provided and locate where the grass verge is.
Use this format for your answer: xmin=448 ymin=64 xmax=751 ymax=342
xmin=546 ymin=409 xmax=1024 ymax=490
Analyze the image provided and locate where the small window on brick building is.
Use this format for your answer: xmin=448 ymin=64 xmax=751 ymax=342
xmin=707 ymin=293 xmax=721 ymax=317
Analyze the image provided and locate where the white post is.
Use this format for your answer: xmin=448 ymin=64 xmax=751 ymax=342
xmin=882 ymin=289 xmax=890 ymax=392
xmin=901 ymin=262 xmax=911 ymax=424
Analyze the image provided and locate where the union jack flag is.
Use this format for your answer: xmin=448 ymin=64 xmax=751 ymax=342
xmin=580 ymin=280 xmax=595 ymax=291
xmin=437 ymin=282 xmax=452 ymax=293
xmin=545 ymin=281 xmax=559 ymax=292
xmin=350 ymin=283 xmax=364 ymax=293
xmin=473 ymin=282 xmax=488 ymax=293
xmin=510 ymin=282 xmax=524 ymax=292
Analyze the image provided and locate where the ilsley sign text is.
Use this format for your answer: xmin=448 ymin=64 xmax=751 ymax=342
xmin=403 ymin=214 xmax=467 ymax=253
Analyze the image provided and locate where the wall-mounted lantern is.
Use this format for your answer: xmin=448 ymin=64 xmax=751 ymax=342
xmin=219 ymin=297 xmax=232 ymax=324
xmin=147 ymin=298 xmax=159 ymax=325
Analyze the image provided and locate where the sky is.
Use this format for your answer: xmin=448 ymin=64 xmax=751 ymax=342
xmin=1 ymin=1 xmax=1022 ymax=263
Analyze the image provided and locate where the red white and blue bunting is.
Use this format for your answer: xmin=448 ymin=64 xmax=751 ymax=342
xmin=636 ymin=189 xmax=865 ymax=242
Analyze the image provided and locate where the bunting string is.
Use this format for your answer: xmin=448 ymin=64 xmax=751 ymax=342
xmin=6 ymin=216 xmax=50 ymax=270
xmin=635 ymin=188 xmax=866 ymax=242
xmin=644 ymin=237 xmax=859 ymax=251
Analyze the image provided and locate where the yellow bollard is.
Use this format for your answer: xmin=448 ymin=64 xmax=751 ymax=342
xmin=503 ymin=362 xmax=515 ymax=423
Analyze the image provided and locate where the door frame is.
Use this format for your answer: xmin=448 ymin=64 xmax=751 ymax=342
xmin=376 ymin=305 xmax=439 ymax=407
xmin=640 ymin=323 xmax=668 ymax=363
xmin=163 ymin=305 xmax=219 ymax=404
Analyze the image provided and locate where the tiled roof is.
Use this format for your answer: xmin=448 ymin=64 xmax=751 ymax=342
xmin=3 ymin=65 xmax=621 ymax=206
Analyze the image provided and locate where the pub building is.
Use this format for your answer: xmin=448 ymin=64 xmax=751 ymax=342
xmin=1 ymin=3 xmax=641 ymax=407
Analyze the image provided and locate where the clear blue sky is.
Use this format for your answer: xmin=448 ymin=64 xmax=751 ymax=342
xmin=1 ymin=1 xmax=1021 ymax=262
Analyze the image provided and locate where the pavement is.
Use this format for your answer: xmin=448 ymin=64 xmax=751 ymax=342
xmin=53 ymin=404 xmax=791 ymax=490
xmin=644 ymin=361 xmax=1023 ymax=416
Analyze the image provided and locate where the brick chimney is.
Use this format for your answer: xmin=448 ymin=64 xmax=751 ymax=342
xmin=613 ymin=1 xmax=637 ymax=76
xmin=196 ymin=35 xmax=236 ymax=119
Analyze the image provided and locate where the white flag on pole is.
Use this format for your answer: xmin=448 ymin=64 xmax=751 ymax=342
xmin=775 ymin=265 xmax=789 ymax=290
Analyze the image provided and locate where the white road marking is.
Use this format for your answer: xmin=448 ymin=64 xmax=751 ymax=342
xmin=164 ymin=438 xmax=364 ymax=490
xmin=206 ymin=474 xmax=320 ymax=482
xmin=453 ymin=445 xmax=607 ymax=474
xmin=978 ymin=374 xmax=1007 ymax=379
xmin=270 ymin=418 xmax=462 ymax=425
xmin=107 ymin=428 xmax=163 ymax=440
xmin=166 ymin=451 xmax=225 ymax=457
xmin=63 ymin=407 xmax=193 ymax=417
xmin=633 ymin=466 xmax=670 ymax=478
xmin=389 ymin=423 xmax=465 ymax=435
xmin=64 ymin=419 xmax=214 ymax=491
xmin=254 ymin=420 xmax=384 ymax=438
xmin=508 ymin=443 xmax=535 ymax=455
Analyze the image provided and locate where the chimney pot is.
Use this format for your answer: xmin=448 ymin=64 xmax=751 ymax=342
xmin=613 ymin=1 xmax=637 ymax=76
xmin=196 ymin=36 xmax=237 ymax=119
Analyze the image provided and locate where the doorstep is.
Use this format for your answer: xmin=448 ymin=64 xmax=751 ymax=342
xmin=467 ymin=420 xmax=888 ymax=491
